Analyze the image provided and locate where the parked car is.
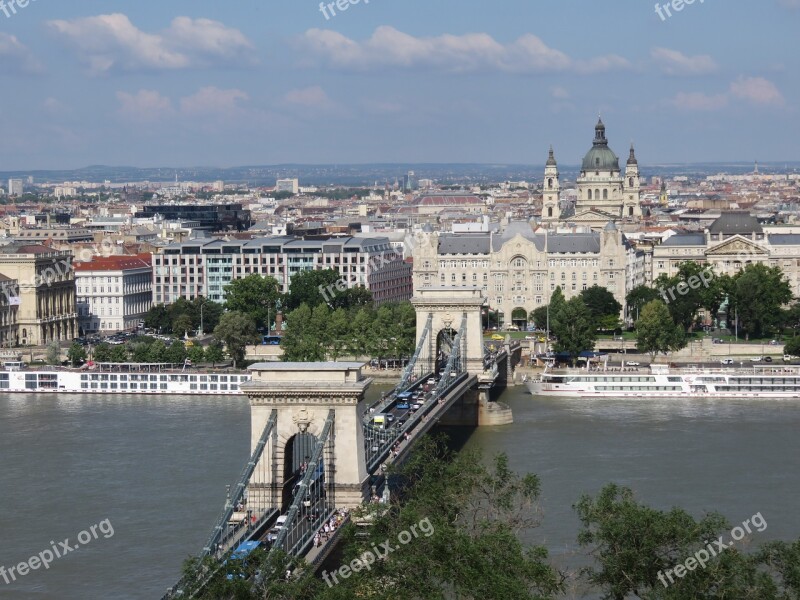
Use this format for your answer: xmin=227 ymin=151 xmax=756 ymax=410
xmin=750 ymin=356 xmax=763 ymax=362
xmin=764 ymin=356 xmax=773 ymax=363
xmin=626 ymin=361 xmax=640 ymax=366
xmin=490 ymin=334 xmax=504 ymax=341
xmin=720 ymin=358 xmax=735 ymax=365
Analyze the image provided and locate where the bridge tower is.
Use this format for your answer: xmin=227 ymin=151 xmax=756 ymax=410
xmin=243 ymin=362 xmax=371 ymax=510
xmin=411 ymin=287 xmax=486 ymax=376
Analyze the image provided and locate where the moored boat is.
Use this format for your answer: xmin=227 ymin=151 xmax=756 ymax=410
xmin=525 ymin=363 xmax=800 ymax=399
xmin=0 ymin=362 xmax=250 ymax=395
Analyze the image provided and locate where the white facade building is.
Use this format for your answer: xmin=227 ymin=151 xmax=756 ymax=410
xmin=74 ymin=255 xmax=153 ymax=333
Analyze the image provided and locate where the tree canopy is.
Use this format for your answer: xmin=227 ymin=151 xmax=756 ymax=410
xmin=551 ymin=297 xmax=597 ymax=362
xmin=213 ymin=311 xmax=260 ymax=367
xmin=223 ymin=275 xmax=281 ymax=331
xmin=731 ymin=263 xmax=793 ymax=338
xmin=579 ymin=285 xmax=623 ymax=331
xmin=635 ymin=300 xmax=687 ymax=360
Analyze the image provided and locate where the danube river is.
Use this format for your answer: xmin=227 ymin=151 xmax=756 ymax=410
xmin=1 ymin=386 xmax=799 ymax=599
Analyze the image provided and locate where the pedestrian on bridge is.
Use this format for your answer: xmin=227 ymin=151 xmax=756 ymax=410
xmin=313 ymin=532 xmax=320 ymax=548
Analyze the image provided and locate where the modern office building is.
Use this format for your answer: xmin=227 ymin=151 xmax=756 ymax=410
xmin=276 ymin=179 xmax=299 ymax=194
xmin=134 ymin=204 xmax=251 ymax=232
xmin=8 ymin=179 xmax=23 ymax=197
xmin=74 ymin=254 xmax=153 ymax=334
xmin=152 ymin=236 xmax=412 ymax=306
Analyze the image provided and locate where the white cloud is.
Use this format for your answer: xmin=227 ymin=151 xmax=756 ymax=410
xmin=48 ymin=13 xmax=255 ymax=74
xmin=283 ymin=86 xmax=332 ymax=109
xmin=180 ymin=87 xmax=249 ymax=115
xmin=550 ymin=86 xmax=570 ymax=100
xmin=116 ymin=90 xmax=174 ymax=121
xmin=0 ymin=33 xmax=43 ymax=74
xmin=668 ymin=76 xmax=784 ymax=111
xmin=729 ymin=76 xmax=785 ymax=106
xmin=651 ymin=47 xmax=718 ymax=76
xmin=296 ymin=26 xmax=630 ymax=74
xmin=670 ymin=91 xmax=729 ymax=111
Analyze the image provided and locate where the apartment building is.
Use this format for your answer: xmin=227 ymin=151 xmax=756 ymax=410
xmin=74 ymin=255 xmax=153 ymax=333
xmin=152 ymin=236 xmax=412 ymax=306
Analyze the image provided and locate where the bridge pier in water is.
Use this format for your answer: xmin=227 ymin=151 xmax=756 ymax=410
xmin=411 ymin=286 xmax=514 ymax=426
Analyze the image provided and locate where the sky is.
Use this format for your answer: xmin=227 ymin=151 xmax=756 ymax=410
xmin=0 ymin=0 xmax=798 ymax=170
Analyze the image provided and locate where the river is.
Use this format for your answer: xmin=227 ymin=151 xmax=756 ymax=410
xmin=1 ymin=385 xmax=798 ymax=599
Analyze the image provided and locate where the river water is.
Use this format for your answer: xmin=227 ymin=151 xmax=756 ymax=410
xmin=1 ymin=386 xmax=798 ymax=599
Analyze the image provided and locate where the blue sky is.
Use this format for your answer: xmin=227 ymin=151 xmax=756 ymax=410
xmin=0 ymin=0 xmax=798 ymax=170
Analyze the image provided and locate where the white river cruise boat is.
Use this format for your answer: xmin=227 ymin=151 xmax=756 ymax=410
xmin=525 ymin=363 xmax=800 ymax=399
xmin=0 ymin=362 xmax=250 ymax=395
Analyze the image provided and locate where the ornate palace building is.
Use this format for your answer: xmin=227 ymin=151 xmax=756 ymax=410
xmin=651 ymin=213 xmax=800 ymax=296
xmin=413 ymin=221 xmax=640 ymax=328
xmin=0 ymin=243 xmax=78 ymax=346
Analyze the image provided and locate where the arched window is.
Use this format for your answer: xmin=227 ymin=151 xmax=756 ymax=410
xmin=595 ymin=157 xmax=600 ymax=167
xmin=595 ymin=189 xmax=601 ymax=200
xmin=603 ymin=189 xmax=608 ymax=200
xmin=587 ymin=189 xmax=592 ymax=200
xmin=629 ymin=206 xmax=634 ymax=216
xmin=548 ymin=178 xmax=553 ymax=189
xmin=547 ymin=207 xmax=553 ymax=217
xmin=629 ymin=177 xmax=634 ymax=187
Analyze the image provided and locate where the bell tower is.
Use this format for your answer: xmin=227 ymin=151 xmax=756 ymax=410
xmin=623 ymin=143 xmax=642 ymax=218
xmin=542 ymin=146 xmax=561 ymax=222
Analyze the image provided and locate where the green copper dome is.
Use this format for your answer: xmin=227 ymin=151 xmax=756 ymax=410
xmin=581 ymin=118 xmax=620 ymax=172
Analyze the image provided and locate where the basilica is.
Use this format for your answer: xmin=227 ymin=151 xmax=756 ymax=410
xmin=542 ymin=118 xmax=642 ymax=229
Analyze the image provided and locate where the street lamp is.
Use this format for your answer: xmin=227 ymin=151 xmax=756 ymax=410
xmin=198 ymin=298 xmax=208 ymax=337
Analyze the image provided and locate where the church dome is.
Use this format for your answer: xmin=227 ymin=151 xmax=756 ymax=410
xmin=581 ymin=118 xmax=620 ymax=172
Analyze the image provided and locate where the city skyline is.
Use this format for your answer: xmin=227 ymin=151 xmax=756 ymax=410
xmin=0 ymin=1 xmax=798 ymax=169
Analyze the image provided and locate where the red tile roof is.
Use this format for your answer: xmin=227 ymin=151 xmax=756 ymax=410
xmin=73 ymin=253 xmax=152 ymax=272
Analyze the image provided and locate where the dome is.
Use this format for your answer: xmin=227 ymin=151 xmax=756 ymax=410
xmin=603 ymin=221 xmax=617 ymax=232
xmin=421 ymin=223 xmax=434 ymax=232
xmin=581 ymin=118 xmax=620 ymax=172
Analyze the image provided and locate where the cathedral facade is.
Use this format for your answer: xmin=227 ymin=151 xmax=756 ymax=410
xmin=542 ymin=118 xmax=642 ymax=228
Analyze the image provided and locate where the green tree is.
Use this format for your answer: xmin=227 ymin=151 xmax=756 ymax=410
xmin=223 ymin=275 xmax=281 ymax=330
xmin=109 ymin=344 xmax=128 ymax=363
xmin=552 ymin=297 xmax=597 ymax=363
xmin=130 ymin=341 xmax=151 ymax=363
xmin=579 ymin=285 xmax=623 ymax=331
xmin=784 ymin=336 xmax=800 ymax=357
xmin=46 ymin=340 xmax=62 ymax=365
xmin=67 ymin=343 xmax=87 ymax=367
xmin=575 ymin=483 xmax=783 ymax=600
xmin=731 ymin=263 xmax=793 ymax=338
xmin=532 ymin=287 xmax=567 ymax=332
xmin=165 ymin=341 xmax=187 ymax=364
xmin=147 ymin=340 xmax=167 ymax=363
xmin=286 ymin=269 xmax=341 ymax=311
xmin=173 ymin=314 xmax=194 ymax=338
xmin=635 ymin=300 xmax=687 ymax=361
xmin=327 ymin=307 xmax=351 ymax=360
xmin=187 ymin=344 xmax=205 ymax=364
xmin=625 ymin=285 xmax=662 ymax=322
xmin=335 ymin=285 xmax=373 ymax=310
xmin=350 ymin=307 xmax=376 ymax=358
xmin=205 ymin=343 xmax=224 ymax=365
xmin=213 ymin=311 xmax=259 ymax=368
xmin=281 ymin=304 xmax=326 ymax=362
xmin=93 ymin=343 xmax=112 ymax=363
xmin=144 ymin=304 xmax=172 ymax=333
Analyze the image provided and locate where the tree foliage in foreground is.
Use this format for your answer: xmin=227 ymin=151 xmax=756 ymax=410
xmin=635 ymin=300 xmax=687 ymax=360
